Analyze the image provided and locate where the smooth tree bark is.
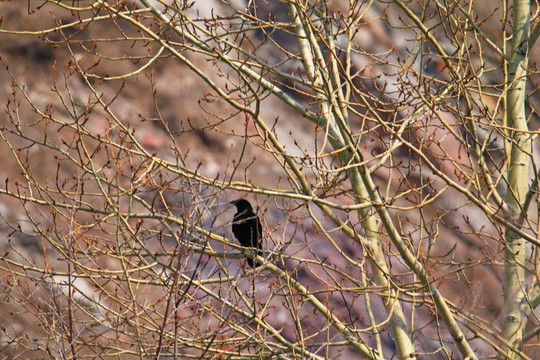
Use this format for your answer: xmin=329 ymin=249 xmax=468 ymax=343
xmin=500 ymin=0 xmax=532 ymax=358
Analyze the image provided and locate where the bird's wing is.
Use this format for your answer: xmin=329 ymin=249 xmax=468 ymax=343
xmin=256 ymin=216 xmax=262 ymax=239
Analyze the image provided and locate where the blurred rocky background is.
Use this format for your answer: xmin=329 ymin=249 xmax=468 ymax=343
xmin=1 ymin=0 xmax=539 ymax=359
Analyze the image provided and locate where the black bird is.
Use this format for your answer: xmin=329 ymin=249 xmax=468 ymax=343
xmin=230 ymin=199 xmax=263 ymax=267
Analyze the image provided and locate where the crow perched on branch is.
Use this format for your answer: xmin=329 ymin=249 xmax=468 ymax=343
xmin=230 ymin=199 xmax=262 ymax=267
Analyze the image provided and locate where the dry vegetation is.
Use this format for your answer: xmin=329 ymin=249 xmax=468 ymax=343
xmin=0 ymin=0 xmax=540 ymax=359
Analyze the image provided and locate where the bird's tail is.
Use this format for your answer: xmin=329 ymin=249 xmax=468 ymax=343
xmin=248 ymin=248 xmax=263 ymax=267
